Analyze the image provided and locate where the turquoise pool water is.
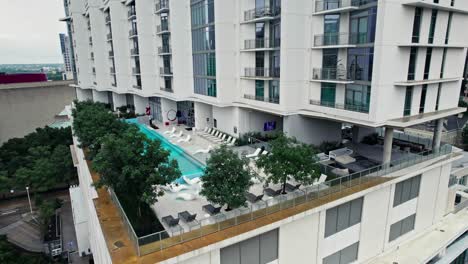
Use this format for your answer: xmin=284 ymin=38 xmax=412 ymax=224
xmin=126 ymin=119 xmax=205 ymax=183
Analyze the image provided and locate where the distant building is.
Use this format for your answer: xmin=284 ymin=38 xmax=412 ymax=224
xmin=43 ymin=213 xmax=62 ymax=257
xmin=59 ymin=33 xmax=74 ymax=80
xmin=0 ymin=72 xmax=47 ymax=84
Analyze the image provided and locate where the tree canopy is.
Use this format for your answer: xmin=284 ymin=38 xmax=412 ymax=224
xmin=0 ymin=126 xmax=75 ymax=193
xmin=256 ymin=134 xmax=321 ymax=194
xmin=200 ymin=145 xmax=253 ymax=210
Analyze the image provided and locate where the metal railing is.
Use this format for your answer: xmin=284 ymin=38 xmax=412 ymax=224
xmin=314 ymin=32 xmax=352 ymax=47
xmin=109 ymin=51 xmax=114 ymax=57
xmin=244 ymin=38 xmax=280 ymax=50
xmin=309 ymin=99 xmax=369 ymax=113
xmin=244 ymin=6 xmax=281 ymax=22
xmin=160 ymin=67 xmax=172 ymax=75
xmin=131 ymin=48 xmax=139 ymax=56
xmin=312 ymin=68 xmax=351 ymax=81
xmin=108 ymin=144 xmax=452 ymax=256
xmin=377 ymin=129 xmax=433 ymax=149
xmin=160 ymin=87 xmax=174 ymax=93
xmin=105 ymin=15 xmax=111 ymax=24
xmin=315 ymin=0 xmax=361 ymax=13
xmin=110 ymin=67 xmax=115 ymax=74
xmin=157 ymin=23 xmax=170 ymax=33
xmin=244 ymin=67 xmax=280 ymax=78
xmin=106 ymin=33 xmax=112 ymax=41
xmin=129 ymin=29 xmax=138 ymax=37
xmin=158 ymin=46 xmax=172 ymax=54
xmin=454 ymin=199 xmax=468 ymax=213
xmin=155 ymin=0 xmax=169 ymax=13
xmin=244 ymin=94 xmax=280 ymax=104
xmin=132 ymin=67 xmax=141 ymax=75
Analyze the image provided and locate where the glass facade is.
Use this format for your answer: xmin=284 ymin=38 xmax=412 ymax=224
xmin=419 ymin=84 xmax=427 ymax=113
xmin=349 ymin=7 xmax=377 ymax=44
xmin=404 ymin=87 xmax=413 ymax=116
xmin=441 ymin=48 xmax=447 ymax=78
xmin=445 ymin=12 xmax=453 ymax=44
xmin=411 ymin=7 xmax=423 ymax=43
xmin=423 ymin=48 xmax=433 ymax=80
xmin=191 ymin=0 xmax=216 ymax=97
xmin=269 ymin=80 xmax=280 ymax=103
xmin=428 ymin=10 xmax=438 ymax=44
xmin=321 ymin=83 xmax=336 ymax=106
xmin=345 ymin=84 xmax=371 ymax=113
xmin=407 ymin=47 xmax=418 ymax=81
xmin=347 ymin=47 xmax=374 ymax=81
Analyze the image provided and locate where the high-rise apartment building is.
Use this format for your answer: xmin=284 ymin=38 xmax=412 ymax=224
xmin=63 ymin=0 xmax=468 ymax=263
xmin=59 ymin=33 xmax=74 ymax=80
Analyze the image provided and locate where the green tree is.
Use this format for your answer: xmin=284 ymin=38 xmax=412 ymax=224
xmin=93 ymin=125 xmax=181 ymax=216
xmin=256 ymin=134 xmax=321 ymax=194
xmin=200 ymin=145 xmax=253 ymax=210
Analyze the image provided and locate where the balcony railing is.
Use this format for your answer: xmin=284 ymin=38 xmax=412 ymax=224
xmin=106 ymin=33 xmax=112 ymax=41
xmin=315 ymin=0 xmax=360 ymax=13
xmin=244 ymin=67 xmax=280 ymax=78
xmin=128 ymin=9 xmax=136 ymax=19
xmin=131 ymin=48 xmax=139 ymax=56
xmin=109 ymin=51 xmax=114 ymax=57
xmin=160 ymin=67 xmax=172 ymax=75
xmin=160 ymin=87 xmax=173 ymax=93
xmin=132 ymin=67 xmax=141 ymax=75
xmin=105 ymin=15 xmax=111 ymax=24
xmin=156 ymin=23 xmax=170 ymax=33
xmin=312 ymin=68 xmax=351 ymax=81
xmin=129 ymin=28 xmax=138 ymax=37
xmin=110 ymin=67 xmax=115 ymax=74
xmin=314 ymin=32 xmax=369 ymax=46
xmin=106 ymin=141 xmax=452 ymax=256
xmin=309 ymin=99 xmax=369 ymax=113
xmin=155 ymin=0 xmax=169 ymax=13
xmin=244 ymin=6 xmax=281 ymax=22
xmin=244 ymin=94 xmax=279 ymax=104
xmin=244 ymin=38 xmax=280 ymax=50
xmin=158 ymin=46 xmax=172 ymax=54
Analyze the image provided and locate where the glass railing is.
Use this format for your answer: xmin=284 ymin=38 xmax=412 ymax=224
xmin=157 ymin=23 xmax=170 ymax=33
xmin=244 ymin=6 xmax=281 ymax=22
xmin=158 ymin=46 xmax=172 ymax=54
xmin=314 ymin=32 xmax=359 ymax=47
xmin=244 ymin=38 xmax=280 ymax=50
xmin=107 ymin=143 xmax=452 ymax=256
xmin=160 ymin=67 xmax=172 ymax=75
xmin=132 ymin=67 xmax=141 ymax=75
xmin=244 ymin=67 xmax=280 ymax=78
xmin=309 ymin=99 xmax=369 ymax=113
xmin=106 ymin=33 xmax=112 ymax=41
xmin=128 ymin=9 xmax=136 ymax=19
xmin=312 ymin=68 xmax=351 ymax=81
xmin=315 ymin=0 xmax=375 ymax=13
xmin=131 ymin=48 xmax=139 ymax=56
xmin=160 ymin=87 xmax=174 ymax=93
xmin=155 ymin=0 xmax=169 ymax=13
xmin=129 ymin=29 xmax=138 ymax=37
xmin=244 ymin=94 xmax=280 ymax=104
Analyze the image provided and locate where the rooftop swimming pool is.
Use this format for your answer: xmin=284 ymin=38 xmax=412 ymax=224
xmin=126 ymin=119 xmax=205 ymax=183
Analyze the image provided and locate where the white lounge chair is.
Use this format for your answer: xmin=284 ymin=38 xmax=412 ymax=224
xmin=183 ymin=175 xmax=201 ymax=185
xmin=193 ymin=145 xmax=214 ymax=155
xmin=313 ymin=174 xmax=328 ymax=186
xmin=213 ymin=134 xmax=226 ymax=142
xmin=177 ymin=135 xmax=191 ymax=143
xmin=255 ymin=150 xmax=268 ymax=160
xmin=164 ymin=127 xmax=176 ymax=135
xmin=223 ymin=136 xmax=233 ymax=144
xmin=170 ymin=131 xmax=183 ymax=138
xmin=329 ymin=148 xmax=353 ymax=160
xmin=176 ymin=192 xmax=197 ymax=201
xmin=227 ymin=138 xmax=237 ymax=146
xmin=161 ymin=183 xmax=189 ymax=193
xmin=246 ymin=148 xmax=262 ymax=158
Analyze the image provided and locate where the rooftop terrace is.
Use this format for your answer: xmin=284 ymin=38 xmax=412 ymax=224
xmin=75 ymin=119 xmax=459 ymax=262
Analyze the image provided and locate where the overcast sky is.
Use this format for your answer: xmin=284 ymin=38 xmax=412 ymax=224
xmin=0 ymin=0 xmax=67 ymax=64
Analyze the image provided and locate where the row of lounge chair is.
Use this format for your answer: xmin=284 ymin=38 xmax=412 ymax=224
xmin=163 ymin=127 xmax=192 ymax=143
xmin=162 ymin=204 xmax=221 ymax=228
xmin=246 ymin=148 xmax=268 ymax=159
xmin=199 ymin=127 xmax=237 ymax=146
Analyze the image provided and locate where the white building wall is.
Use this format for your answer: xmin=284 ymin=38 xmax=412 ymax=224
xmin=283 ymin=115 xmax=341 ymax=145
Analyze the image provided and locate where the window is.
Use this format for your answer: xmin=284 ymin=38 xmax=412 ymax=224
xmin=419 ymin=84 xmax=427 ymax=113
xmin=404 ymin=87 xmax=413 ymax=116
xmin=435 ymin=83 xmax=442 ymax=110
xmin=220 ymin=229 xmax=278 ymax=264
xmin=324 ymin=14 xmax=340 ymax=45
xmin=321 ymin=83 xmax=336 ymax=106
xmin=407 ymin=47 xmax=418 ymax=80
xmin=323 ymin=49 xmax=338 ymax=79
xmin=393 ymin=175 xmax=421 ymax=207
xmin=451 ymin=0 xmax=455 ymax=7
xmin=411 ymin=7 xmax=423 ymax=43
xmin=440 ymin=48 xmax=447 ymax=78
xmin=256 ymin=52 xmax=265 ymax=68
xmin=389 ymin=214 xmax=416 ymax=242
xmin=255 ymin=80 xmax=264 ymax=98
xmin=347 ymin=48 xmax=374 ymax=81
xmin=423 ymin=48 xmax=433 ymax=80
xmin=350 ymin=7 xmax=377 ymax=44
xmin=323 ymin=242 xmax=359 ymax=264
xmin=325 ymin=197 xmax=363 ymax=237
xmin=345 ymin=84 xmax=371 ymax=113
xmin=269 ymin=80 xmax=280 ymax=103
xmin=255 ymin=22 xmax=265 ymax=39
xmin=428 ymin=10 xmax=438 ymax=44
xmin=445 ymin=12 xmax=453 ymax=44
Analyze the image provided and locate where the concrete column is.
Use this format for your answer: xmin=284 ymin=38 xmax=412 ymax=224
xmin=382 ymin=127 xmax=394 ymax=165
xmin=352 ymin=126 xmax=359 ymax=143
xmin=432 ymin=118 xmax=443 ymax=152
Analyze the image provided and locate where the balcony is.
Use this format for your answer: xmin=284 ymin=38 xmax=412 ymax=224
xmin=106 ymin=33 xmax=112 ymax=41
xmin=132 ymin=67 xmax=141 ymax=75
xmin=242 ymin=38 xmax=280 ymax=51
xmin=160 ymin=87 xmax=173 ymax=93
xmin=128 ymin=9 xmax=136 ymax=19
xmin=160 ymin=67 xmax=172 ymax=76
xmin=105 ymin=15 xmax=111 ymax=24
xmin=314 ymin=0 xmax=360 ymax=15
xmin=90 ymin=52 xmax=94 ymax=61
xmin=155 ymin=0 xmax=169 ymax=14
xmin=110 ymin=67 xmax=115 ymax=74
xmin=109 ymin=51 xmax=114 ymax=58
xmin=130 ymin=48 xmax=139 ymax=56
xmin=309 ymin=99 xmax=369 ymax=113
xmin=244 ymin=94 xmax=279 ymax=104
xmin=243 ymin=6 xmax=281 ymax=23
xmin=157 ymin=46 xmax=172 ymax=55
xmin=156 ymin=23 xmax=170 ymax=34
xmin=242 ymin=67 xmax=280 ymax=79
xmin=311 ymin=68 xmax=353 ymax=84
xmin=129 ymin=28 xmax=138 ymax=38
